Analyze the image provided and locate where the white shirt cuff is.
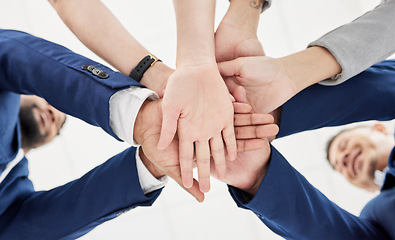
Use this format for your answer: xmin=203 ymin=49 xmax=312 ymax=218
xmin=109 ymin=87 xmax=159 ymax=146
xmin=135 ymin=147 xmax=168 ymax=194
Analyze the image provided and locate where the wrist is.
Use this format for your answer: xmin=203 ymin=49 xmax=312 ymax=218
xmin=242 ymin=164 xmax=268 ymax=196
xmin=133 ymin=100 xmax=150 ymax=145
xmin=176 ymin=52 xmax=216 ymax=68
xmin=224 ymin=0 xmax=261 ymax=33
xmin=278 ymin=46 xmax=341 ymax=93
xmin=139 ymin=148 xmax=165 ymax=179
xmin=140 ymin=62 xmax=174 ymax=97
xmin=176 ymin=59 xmax=218 ymax=71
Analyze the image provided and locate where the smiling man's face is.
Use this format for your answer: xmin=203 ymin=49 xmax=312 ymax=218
xmin=19 ymin=95 xmax=66 ymax=150
xmin=328 ymin=124 xmax=394 ymax=192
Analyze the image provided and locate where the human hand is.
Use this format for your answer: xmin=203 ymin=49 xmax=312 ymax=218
xmin=134 ymin=96 xmax=277 ymax=201
xmin=215 ymin=0 xmax=264 ymax=63
xmin=157 ymin=63 xmax=236 ymax=193
xmin=219 ymin=45 xmax=343 ymax=114
xmin=134 ymin=100 xmax=205 ymax=202
xmin=213 ymin=141 xmax=271 ymax=196
xmin=140 ymin=62 xmax=174 ymax=98
xmin=218 ymin=56 xmax=297 ymax=114
xmin=211 ymin=86 xmax=275 ymax=196
xmin=215 ymin=19 xmax=264 ymax=63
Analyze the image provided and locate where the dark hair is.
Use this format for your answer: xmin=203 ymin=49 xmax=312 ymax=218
xmin=326 ymin=133 xmax=339 ymax=169
xmin=19 ymin=104 xmax=47 ymax=149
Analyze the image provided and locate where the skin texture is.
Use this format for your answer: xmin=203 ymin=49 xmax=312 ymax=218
xmin=215 ymin=0 xmax=264 ymax=63
xmin=328 ymin=123 xmax=395 ymax=192
xmin=19 ymin=95 xmax=66 ymax=152
xmin=218 ymin=47 xmax=341 ymax=114
xmin=157 ymin=0 xmax=238 ymax=193
xmin=219 ymin=56 xmax=296 ymax=114
xmin=211 ymin=87 xmax=274 ymax=196
xmin=49 ymin=0 xmax=173 ymax=98
xmin=134 ymin=86 xmax=278 ymax=201
xmin=49 ymin=0 xmax=278 ymax=196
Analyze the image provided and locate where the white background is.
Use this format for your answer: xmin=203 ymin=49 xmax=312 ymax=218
xmin=1 ymin=0 xmax=393 ymax=239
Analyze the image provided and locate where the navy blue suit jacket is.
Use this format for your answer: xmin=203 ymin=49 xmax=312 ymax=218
xmin=230 ymin=60 xmax=395 ymax=239
xmin=0 ymin=29 xmax=161 ymax=239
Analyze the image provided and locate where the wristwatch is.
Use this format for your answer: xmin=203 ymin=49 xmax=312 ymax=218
xmin=129 ymin=54 xmax=161 ymax=82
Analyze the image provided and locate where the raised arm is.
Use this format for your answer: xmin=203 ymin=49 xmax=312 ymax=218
xmin=219 ymin=58 xmax=395 ymax=135
xmin=218 ymin=46 xmax=341 ymax=113
xmin=0 ymin=29 xmax=142 ymax=139
xmin=209 ymin=83 xmax=390 ymax=239
xmin=310 ymin=0 xmax=395 ymax=85
xmin=277 ymin=60 xmax=395 ymax=138
xmin=156 ymin=0 xmax=237 ymax=193
xmin=49 ymin=0 xmax=173 ymax=96
xmin=0 ymin=147 xmax=162 ymax=240
xmin=228 ymin=145 xmax=390 ymax=239
xmin=219 ymin=0 xmax=395 ymax=113
xmin=215 ymin=0 xmax=265 ymax=62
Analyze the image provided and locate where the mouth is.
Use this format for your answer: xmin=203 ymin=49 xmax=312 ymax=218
xmin=350 ymin=148 xmax=362 ymax=176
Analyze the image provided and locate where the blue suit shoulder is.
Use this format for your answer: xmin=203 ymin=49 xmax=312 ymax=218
xmin=361 ymin=188 xmax=395 ymax=239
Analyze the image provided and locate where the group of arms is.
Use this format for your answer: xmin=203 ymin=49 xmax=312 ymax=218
xmin=50 ymin=0 xmax=395 ymax=203
xmin=49 ymin=0 xmax=345 ymax=200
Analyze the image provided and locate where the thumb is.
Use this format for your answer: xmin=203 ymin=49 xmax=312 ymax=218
xmin=217 ymin=58 xmax=243 ymax=77
xmin=232 ymin=86 xmax=248 ymax=103
xmin=175 ymin=175 xmax=205 ymax=202
xmin=157 ymin=101 xmax=180 ymax=149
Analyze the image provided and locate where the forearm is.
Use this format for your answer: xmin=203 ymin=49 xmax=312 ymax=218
xmin=229 ymin=146 xmax=388 ymax=239
xmin=278 ymin=46 xmax=341 ymax=94
xmin=173 ymin=0 xmax=216 ymax=65
xmin=0 ymin=29 xmax=145 ymax=139
xmin=49 ymin=0 xmax=172 ymax=95
xmin=0 ymin=148 xmax=161 ymax=240
xmin=277 ymin=60 xmax=395 ymax=138
xmin=49 ymin=0 xmax=148 ymax=75
xmin=309 ymin=0 xmax=395 ymax=85
xmin=224 ymin=0 xmax=262 ymax=33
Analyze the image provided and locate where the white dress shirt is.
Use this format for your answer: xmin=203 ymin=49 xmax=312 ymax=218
xmin=109 ymin=87 xmax=168 ymax=194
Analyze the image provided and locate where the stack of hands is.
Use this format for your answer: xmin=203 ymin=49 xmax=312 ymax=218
xmin=51 ymin=0 xmax=340 ymax=202
xmin=132 ymin=0 xmax=293 ymax=202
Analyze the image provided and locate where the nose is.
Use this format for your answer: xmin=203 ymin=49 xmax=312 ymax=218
xmin=336 ymin=151 xmax=350 ymax=172
xmin=48 ymin=105 xmax=58 ymax=120
xmin=341 ymin=153 xmax=349 ymax=167
xmin=338 ymin=150 xmax=356 ymax=178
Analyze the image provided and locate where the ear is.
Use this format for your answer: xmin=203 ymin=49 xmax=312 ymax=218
xmin=372 ymin=122 xmax=388 ymax=135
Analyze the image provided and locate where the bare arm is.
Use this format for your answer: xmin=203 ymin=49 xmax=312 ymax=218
xmin=48 ymin=0 xmax=172 ymax=96
xmin=157 ymin=0 xmax=237 ymax=193
xmin=215 ymin=0 xmax=265 ymax=62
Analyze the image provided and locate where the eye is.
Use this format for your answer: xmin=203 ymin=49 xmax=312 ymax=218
xmin=339 ymin=139 xmax=348 ymax=151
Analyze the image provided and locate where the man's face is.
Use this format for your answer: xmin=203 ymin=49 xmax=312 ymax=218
xmin=328 ymin=125 xmax=394 ymax=192
xmin=19 ymin=95 xmax=66 ymax=149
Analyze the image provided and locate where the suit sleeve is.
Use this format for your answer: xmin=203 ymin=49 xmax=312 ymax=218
xmin=229 ymin=145 xmax=390 ymax=240
xmin=0 ymin=29 xmax=145 ymax=139
xmin=0 ymin=147 xmax=162 ymax=240
xmin=278 ymin=60 xmax=395 ymax=138
xmin=309 ymin=0 xmax=395 ymax=85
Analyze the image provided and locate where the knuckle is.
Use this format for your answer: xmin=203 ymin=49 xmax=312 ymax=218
xmin=211 ymin=147 xmax=225 ymax=155
xmin=197 ymin=157 xmax=210 ymax=165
